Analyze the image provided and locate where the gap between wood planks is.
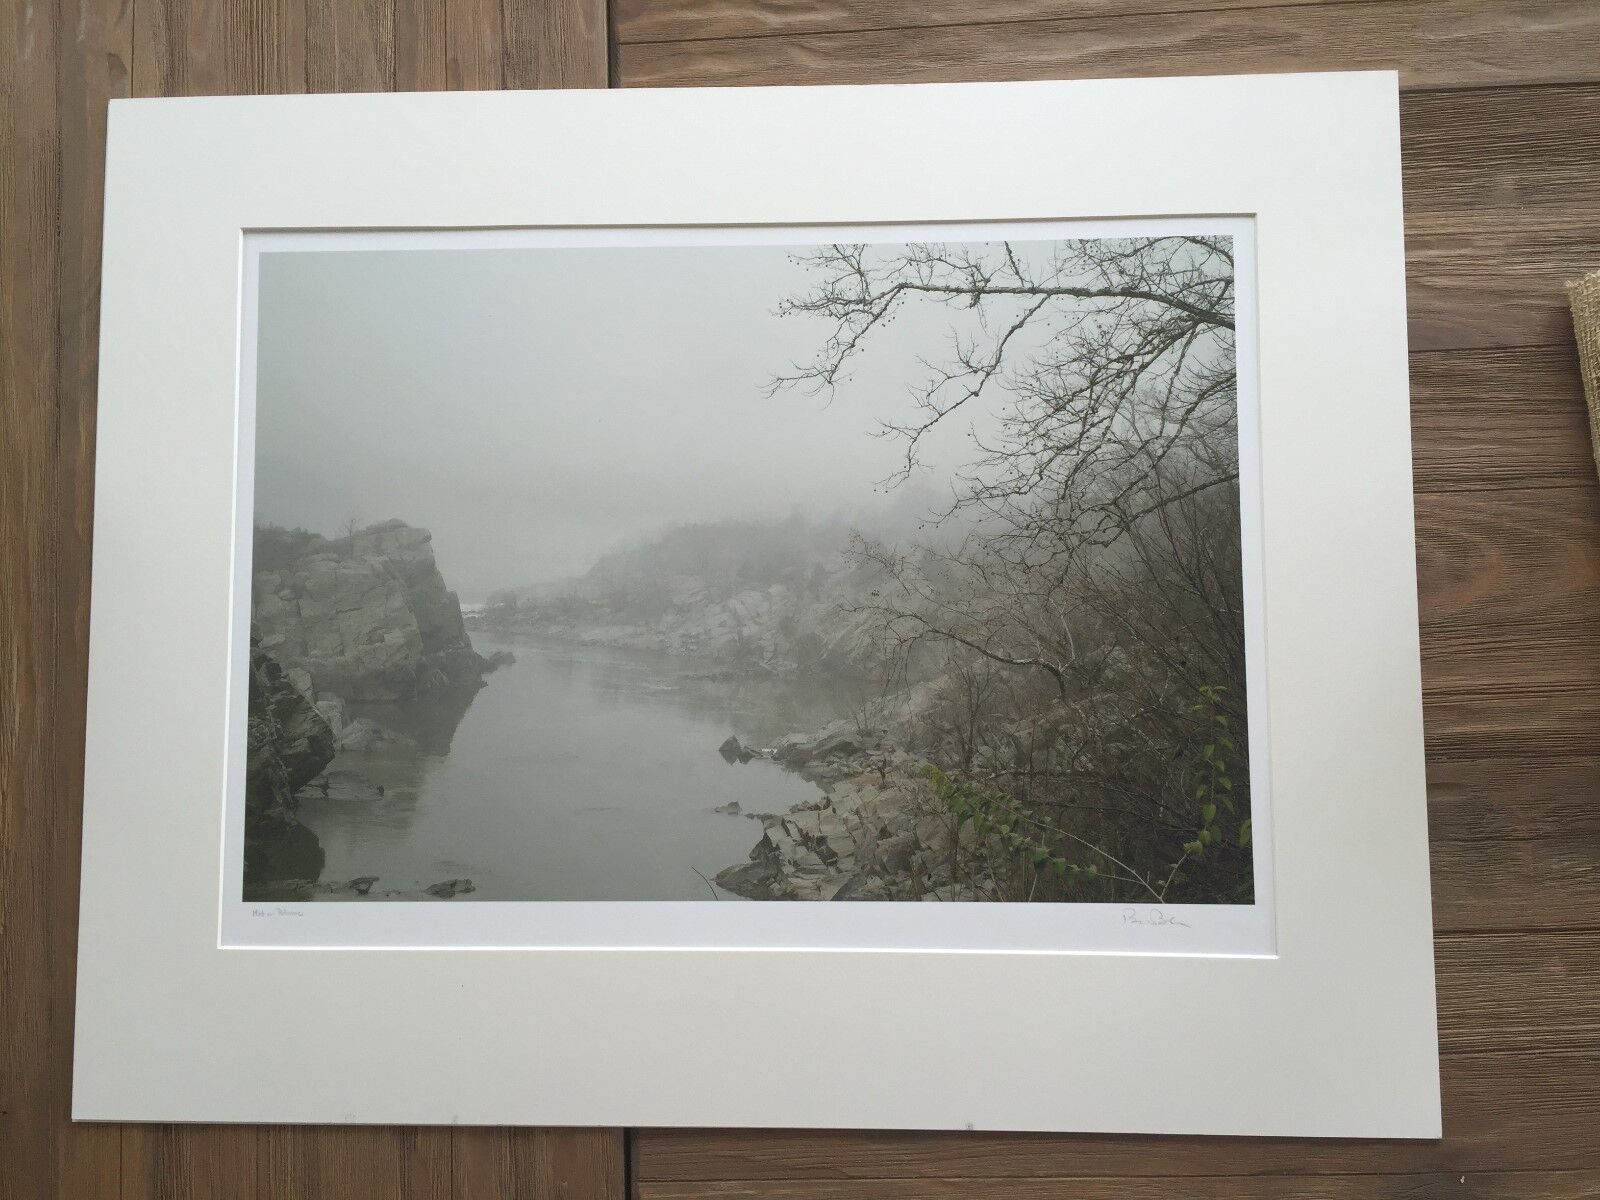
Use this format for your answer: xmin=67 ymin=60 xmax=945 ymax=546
xmin=613 ymin=0 xmax=1600 ymax=95
xmin=612 ymin=0 xmax=1478 ymax=47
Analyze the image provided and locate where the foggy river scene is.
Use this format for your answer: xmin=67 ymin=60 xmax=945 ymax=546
xmin=243 ymin=233 xmax=1254 ymax=905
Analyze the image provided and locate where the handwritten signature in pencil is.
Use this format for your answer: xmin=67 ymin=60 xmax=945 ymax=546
xmin=1121 ymin=906 xmax=1191 ymax=928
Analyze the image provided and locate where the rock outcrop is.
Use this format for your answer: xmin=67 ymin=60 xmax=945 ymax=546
xmin=245 ymin=521 xmax=498 ymax=898
xmin=478 ymin=577 xmax=888 ymax=677
xmin=244 ymin=637 xmax=336 ymax=886
xmin=466 ymin=517 xmax=912 ymax=676
xmin=713 ymin=722 xmax=984 ymax=902
xmin=253 ymin=520 xmax=491 ymax=703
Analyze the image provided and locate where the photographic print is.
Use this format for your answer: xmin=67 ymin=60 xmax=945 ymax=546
xmin=240 ymin=225 xmax=1257 ymax=909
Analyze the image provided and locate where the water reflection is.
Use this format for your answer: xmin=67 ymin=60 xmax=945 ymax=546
xmin=293 ymin=636 xmax=851 ymax=900
xmin=348 ymin=681 xmax=483 ymax=756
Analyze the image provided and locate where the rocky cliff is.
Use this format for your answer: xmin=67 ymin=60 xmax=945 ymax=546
xmin=493 ymin=578 xmax=884 ymax=674
xmin=253 ymin=520 xmax=490 ymax=702
xmin=471 ymin=518 xmax=899 ymax=675
xmin=244 ymin=636 xmax=335 ymax=885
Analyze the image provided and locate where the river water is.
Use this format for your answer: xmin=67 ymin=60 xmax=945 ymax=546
xmin=294 ymin=636 xmax=848 ymax=900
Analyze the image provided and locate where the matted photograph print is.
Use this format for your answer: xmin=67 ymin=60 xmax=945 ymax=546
xmin=237 ymin=223 xmax=1262 ymax=918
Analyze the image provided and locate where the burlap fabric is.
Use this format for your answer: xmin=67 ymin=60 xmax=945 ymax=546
xmin=1569 ymin=269 xmax=1600 ymax=477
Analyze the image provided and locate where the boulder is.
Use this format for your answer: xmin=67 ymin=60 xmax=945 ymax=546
xmin=713 ymin=857 xmax=782 ymax=899
xmin=771 ymin=720 xmax=883 ymax=771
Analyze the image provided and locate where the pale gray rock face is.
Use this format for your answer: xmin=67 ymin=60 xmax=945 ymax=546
xmin=245 ymin=523 xmax=494 ymax=901
xmin=711 ymin=725 xmax=979 ymax=903
xmin=312 ymin=696 xmax=347 ymax=737
xmin=582 ymin=578 xmax=884 ymax=674
xmin=467 ymin=525 xmax=905 ymax=678
xmin=253 ymin=521 xmax=489 ymax=702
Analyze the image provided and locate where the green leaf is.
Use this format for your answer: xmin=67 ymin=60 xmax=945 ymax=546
xmin=1239 ymin=820 xmax=1252 ymax=848
xmin=1201 ymin=803 xmax=1217 ymax=824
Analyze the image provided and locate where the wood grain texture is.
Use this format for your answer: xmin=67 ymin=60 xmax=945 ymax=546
xmin=506 ymin=0 xmax=609 ymax=88
xmin=1403 ymin=86 xmax=1600 ymax=217
xmin=454 ymin=1128 xmax=628 ymax=1199
xmin=1417 ymin=488 xmax=1600 ymax=635
xmin=397 ymin=0 xmax=449 ymax=91
xmin=632 ymin=1173 xmax=1600 ymax=1200
xmin=307 ymin=0 xmax=394 ymax=92
xmin=48 ymin=1 xmax=133 ymax=1196
xmin=1435 ymin=933 xmax=1600 ymax=1051
xmin=1431 ymin=838 xmax=1600 ymax=934
xmin=1410 ymin=345 xmax=1594 ymax=493
xmin=1415 ymin=487 xmax=1600 ymax=757
xmin=122 ymin=1126 xmax=260 ymax=1200
xmin=1403 ymin=86 xmax=1600 ymax=351
xmin=617 ymin=0 xmax=1600 ymax=92
xmin=1427 ymin=755 xmax=1600 ymax=842
xmin=1408 ymin=218 xmax=1600 ymax=352
xmin=0 ymin=0 xmax=63 ymax=1194
xmin=448 ymin=0 xmax=505 ymax=90
xmin=132 ymin=0 xmax=227 ymax=97
xmin=614 ymin=0 xmax=1356 ymax=44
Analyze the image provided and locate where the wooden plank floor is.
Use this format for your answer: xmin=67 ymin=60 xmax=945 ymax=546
xmin=2 ymin=0 xmax=1597 ymax=1196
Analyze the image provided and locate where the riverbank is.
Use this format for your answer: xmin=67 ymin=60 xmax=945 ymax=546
xmin=244 ymin=520 xmax=499 ymax=900
xmin=713 ymin=720 xmax=984 ymax=902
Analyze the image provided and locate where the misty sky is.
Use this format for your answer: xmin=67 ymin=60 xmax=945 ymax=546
xmin=253 ymin=241 xmax=1016 ymax=601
